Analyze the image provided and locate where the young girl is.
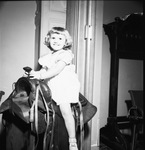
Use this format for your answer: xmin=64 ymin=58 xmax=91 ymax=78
xmin=30 ymin=27 xmax=80 ymax=150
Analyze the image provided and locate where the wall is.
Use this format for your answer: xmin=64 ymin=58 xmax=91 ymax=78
xmin=100 ymin=1 xmax=143 ymax=128
xmin=0 ymin=1 xmax=36 ymax=102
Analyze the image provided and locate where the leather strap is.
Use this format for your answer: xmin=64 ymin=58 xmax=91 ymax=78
xmin=29 ymin=82 xmax=51 ymax=150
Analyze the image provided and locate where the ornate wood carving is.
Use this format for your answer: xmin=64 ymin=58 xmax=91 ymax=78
xmin=103 ymin=13 xmax=143 ymax=117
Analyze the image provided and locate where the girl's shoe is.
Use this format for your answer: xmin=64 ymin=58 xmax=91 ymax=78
xmin=69 ymin=138 xmax=78 ymax=150
xmin=69 ymin=143 xmax=78 ymax=150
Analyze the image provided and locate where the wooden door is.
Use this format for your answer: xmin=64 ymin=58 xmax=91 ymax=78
xmin=39 ymin=1 xmax=66 ymax=56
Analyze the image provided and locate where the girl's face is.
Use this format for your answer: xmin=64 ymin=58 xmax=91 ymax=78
xmin=49 ymin=33 xmax=66 ymax=51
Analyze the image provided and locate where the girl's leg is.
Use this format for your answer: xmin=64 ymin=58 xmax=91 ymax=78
xmin=59 ymin=103 xmax=78 ymax=150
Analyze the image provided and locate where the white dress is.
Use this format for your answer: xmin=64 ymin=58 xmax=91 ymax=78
xmin=38 ymin=50 xmax=80 ymax=105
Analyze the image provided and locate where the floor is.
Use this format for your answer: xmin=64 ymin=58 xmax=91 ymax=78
xmin=100 ymin=138 xmax=144 ymax=150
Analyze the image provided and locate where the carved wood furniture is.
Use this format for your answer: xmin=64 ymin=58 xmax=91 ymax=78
xmin=100 ymin=13 xmax=143 ymax=150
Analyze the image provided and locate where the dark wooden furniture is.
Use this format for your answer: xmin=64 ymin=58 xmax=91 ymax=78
xmin=100 ymin=13 xmax=143 ymax=150
xmin=127 ymin=90 xmax=143 ymax=150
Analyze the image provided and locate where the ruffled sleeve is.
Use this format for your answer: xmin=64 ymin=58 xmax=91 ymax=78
xmin=57 ymin=50 xmax=74 ymax=65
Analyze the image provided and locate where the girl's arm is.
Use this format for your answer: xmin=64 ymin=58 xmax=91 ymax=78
xmin=40 ymin=61 xmax=66 ymax=79
xmin=30 ymin=61 xmax=66 ymax=80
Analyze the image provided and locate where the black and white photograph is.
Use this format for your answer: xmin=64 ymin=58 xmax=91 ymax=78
xmin=0 ymin=1 xmax=143 ymax=150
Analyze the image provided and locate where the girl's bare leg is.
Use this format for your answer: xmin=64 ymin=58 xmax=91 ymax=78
xmin=59 ymin=103 xmax=78 ymax=150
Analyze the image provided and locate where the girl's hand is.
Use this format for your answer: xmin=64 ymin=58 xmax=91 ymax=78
xmin=29 ymin=70 xmax=41 ymax=79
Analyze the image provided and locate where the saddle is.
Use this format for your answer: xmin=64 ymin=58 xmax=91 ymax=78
xmin=0 ymin=77 xmax=97 ymax=149
xmin=0 ymin=76 xmax=97 ymax=125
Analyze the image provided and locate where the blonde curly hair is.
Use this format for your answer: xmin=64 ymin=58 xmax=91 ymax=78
xmin=44 ymin=27 xmax=73 ymax=50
